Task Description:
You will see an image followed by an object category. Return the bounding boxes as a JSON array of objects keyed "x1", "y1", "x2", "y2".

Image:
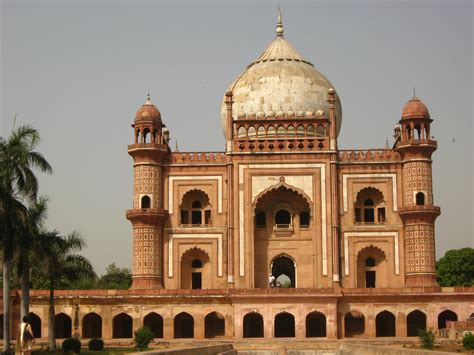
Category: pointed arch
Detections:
[
  {"x1": 252, "y1": 181, "x2": 312, "y2": 214},
  {"x1": 438, "y1": 310, "x2": 457, "y2": 329},
  {"x1": 243, "y1": 312, "x2": 263, "y2": 338},
  {"x1": 271, "y1": 253, "x2": 296, "y2": 288},
  {"x1": 180, "y1": 247, "x2": 211, "y2": 289},
  {"x1": 306, "y1": 311, "x2": 326, "y2": 337},
  {"x1": 113, "y1": 312, "x2": 133, "y2": 338},
  {"x1": 356, "y1": 245, "x2": 388, "y2": 288},
  {"x1": 407, "y1": 310, "x2": 426, "y2": 336},
  {"x1": 29, "y1": 312, "x2": 41, "y2": 338},
  {"x1": 82, "y1": 312, "x2": 102, "y2": 338},
  {"x1": 174, "y1": 312, "x2": 194, "y2": 338},
  {"x1": 144, "y1": 312, "x2": 163, "y2": 338},
  {"x1": 55, "y1": 313, "x2": 72, "y2": 338},
  {"x1": 376, "y1": 310, "x2": 396, "y2": 337},
  {"x1": 204, "y1": 311, "x2": 225, "y2": 338},
  {"x1": 274, "y1": 312, "x2": 295, "y2": 337}
]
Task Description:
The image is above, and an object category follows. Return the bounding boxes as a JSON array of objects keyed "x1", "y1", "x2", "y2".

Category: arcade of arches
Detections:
[{"x1": 16, "y1": 302, "x2": 471, "y2": 341}]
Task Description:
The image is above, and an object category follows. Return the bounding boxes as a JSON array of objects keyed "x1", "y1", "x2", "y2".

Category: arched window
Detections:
[
  {"x1": 416, "y1": 192, "x2": 425, "y2": 206},
  {"x1": 300, "y1": 211, "x2": 310, "y2": 228},
  {"x1": 243, "y1": 313, "x2": 263, "y2": 338},
  {"x1": 191, "y1": 259, "x2": 202, "y2": 268},
  {"x1": 255, "y1": 211, "x2": 266, "y2": 228},
  {"x1": 307, "y1": 125, "x2": 315, "y2": 136},
  {"x1": 357, "y1": 247, "x2": 387, "y2": 288},
  {"x1": 257, "y1": 126, "x2": 266, "y2": 137},
  {"x1": 354, "y1": 188, "x2": 386, "y2": 224},
  {"x1": 297, "y1": 125, "x2": 305, "y2": 136},
  {"x1": 174, "y1": 312, "x2": 194, "y2": 338},
  {"x1": 287, "y1": 125, "x2": 295, "y2": 136},
  {"x1": 344, "y1": 311, "x2": 365, "y2": 337},
  {"x1": 55, "y1": 313, "x2": 72, "y2": 338},
  {"x1": 438, "y1": 310, "x2": 457, "y2": 329},
  {"x1": 237, "y1": 126, "x2": 247, "y2": 138},
  {"x1": 82, "y1": 312, "x2": 102, "y2": 338},
  {"x1": 277, "y1": 125, "x2": 285, "y2": 136},
  {"x1": 113, "y1": 313, "x2": 133, "y2": 338},
  {"x1": 376, "y1": 311, "x2": 396, "y2": 337},
  {"x1": 275, "y1": 209, "x2": 291, "y2": 228},
  {"x1": 272, "y1": 255, "x2": 296, "y2": 288},
  {"x1": 204, "y1": 312, "x2": 225, "y2": 338},
  {"x1": 248, "y1": 126, "x2": 256, "y2": 138},
  {"x1": 407, "y1": 310, "x2": 426, "y2": 336},
  {"x1": 143, "y1": 128, "x2": 150, "y2": 143},
  {"x1": 365, "y1": 257, "x2": 375, "y2": 267},
  {"x1": 267, "y1": 126, "x2": 276, "y2": 136},
  {"x1": 274, "y1": 312, "x2": 295, "y2": 337},
  {"x1": 141, "y1": 195, "x2": 151, "y2": 209},
  {"x1": 180, "y1": 190, "x2": 211, "y2": 226},
  {"x1": 306, "y1": 312, "x2": 326, "y2": 337},
  {"x1": 316, "y1": 125, "x2": 326, "y2": 137},
  {"x1": 144, "y1": 312, "x2": 163, "y2": 338}
]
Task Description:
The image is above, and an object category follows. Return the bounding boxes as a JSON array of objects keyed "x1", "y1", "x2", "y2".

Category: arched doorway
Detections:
[
  {"x1": 253, "y1": 184, "x2": 311, "y2": 288},
  {"x1": 174, "y1": 312, "x2": 194, "y2": 338},
  {"x1": 274, "y1": 312, "x2": 295, "y2": 337},
  {"x1": 113, "y1": 313, "x2": 133, "y2": 338},
  {"x1": 144, "y1": 312, "x2": 163, "y2": 338},
  {"x1": 180, "y1": 248, "x2": 211, "y2": 289},
  {"x1": 344, "y1": 311, "x2": 365, "y2": 337},
  {"x1": 55, "y1": 313, "x2": 72, "y2": 338},
  {"x1": 306, "y1": 312, "x2": 326, "y2": 337},
  {"x1": 356, "y1": 246, "x2": 388, "y2": 288},
  {"x1": 376, "y1": 310, "x2": 396, "y2": 337},
  {"x1": 438, "y1": 310, "x2": 457, "y2": 329},
  {"x1": 243, "y1": 313, "x2": 264, "y2": 338},
  {"x1": 29, "y1": 313, "x2": 41, "y2": 338},
  {"x1": 407, "y1": 310, "x2": 426, "y2": 337},
  {"x1": 82, "y1": 313, "x2": 102, "y2": 338},
  {"x1": 271, "y1": 255, "x2": 296, "y2": 288},
  {"x1": 204, "y1": 312, "x2": 225, "y2": 338}
]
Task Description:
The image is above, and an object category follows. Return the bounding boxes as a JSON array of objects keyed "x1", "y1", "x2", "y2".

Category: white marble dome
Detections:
[{"x1": 221, "y1": 15, "x2": 342, "y2": 137}]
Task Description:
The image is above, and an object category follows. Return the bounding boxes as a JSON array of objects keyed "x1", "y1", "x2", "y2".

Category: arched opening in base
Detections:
[
  {"x1": 274, "y1": 312, "x2": 295, "y2": 338},
  {"x1": 243, "y1": 313, "x2": 264, "y2": 338},
  {"x1": 376, "y1": 311, "x2": 396, "y2": 337}
]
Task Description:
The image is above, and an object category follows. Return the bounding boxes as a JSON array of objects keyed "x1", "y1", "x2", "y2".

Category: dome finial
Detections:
[
  {"x1": 412, "y1": 87, "x2": 418, "y2": 100},
  {"x1": 145, "y1": 92, "x2": 152, "y2": 105},
  {"x1": 276, "y1": 6, "x2": 284, "y2": 37}
]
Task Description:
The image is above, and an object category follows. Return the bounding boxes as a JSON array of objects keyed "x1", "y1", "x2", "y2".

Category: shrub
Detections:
[
  {"x1": 88, "y1": 338, "x2": 104, "y2": 351},
  {"x1": 418, "y1": 328, "x2": 435, "y2": 350},
  {"x1": 134, "y1": 326, "x2": 154, "y2": 350},
  {"x1": 463, "y1": 332, "x2": 474, "y2": 350},
  {"x1": 62, "y1": 338, "x2": 81, "y2": 353}
]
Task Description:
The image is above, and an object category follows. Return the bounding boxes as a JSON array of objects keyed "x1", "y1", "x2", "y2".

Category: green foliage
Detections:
[
  {"x1": 436, "y1": 248, "x2": 474, "y2": 287},
  {"x1": 98, "y1": 263, "x2": 132, "y2": 290},
  {"x1": 134, "y1": 326, "x2": 154, "y2": 350},
  {"x1": 88, "y1": 338, "x2": 104, "y2": 351},
  {"x1": 62, "y1": 338, "x2": 81, "y2": 353},
  {"x1": 463, "y1": 332, "x2": 474, "y2": 350},
  {"x1": 418, "y1": 328, "x2": 435, "y2": 349}
]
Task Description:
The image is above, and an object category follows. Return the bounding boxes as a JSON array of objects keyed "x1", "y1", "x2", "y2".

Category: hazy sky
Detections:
[{"x1": 1, "y1": 0, "x2": 472, "y2": 275}]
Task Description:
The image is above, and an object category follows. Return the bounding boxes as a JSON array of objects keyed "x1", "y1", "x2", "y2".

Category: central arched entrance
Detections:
[{"x1": 271, "y1": 255, "x2": 296, "y2": 288}]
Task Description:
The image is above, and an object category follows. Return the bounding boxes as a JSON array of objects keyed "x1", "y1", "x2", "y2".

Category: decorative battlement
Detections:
[
  {"x1": 339, "y1": 149, "x2": 401, "y2": 162},
  {"x1": 169, "y1": 152, "x2": 226, "y2": 164}
]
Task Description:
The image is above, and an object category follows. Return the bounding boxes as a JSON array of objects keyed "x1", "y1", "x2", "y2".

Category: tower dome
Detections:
[
  {"x1": 135, "y1": 94, "x2": 162, "y2": 122},
  {"x1": 221, "y1": 12, "x2": 342, "y2": 136},
  {"x1": 401, "y1": 94, "x2": 430, "y2": 119}
]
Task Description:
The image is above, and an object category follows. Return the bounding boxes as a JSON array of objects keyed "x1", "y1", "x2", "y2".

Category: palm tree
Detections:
[
  {"x1": 17, "y1": 197, "x2": 49, "y2": 318},
  {"x1": 34, "y1": 231, "x2": 95, "y2": 350},
  {"x1": 0, "y1": 124, "x2": 52, "y2": 350}
]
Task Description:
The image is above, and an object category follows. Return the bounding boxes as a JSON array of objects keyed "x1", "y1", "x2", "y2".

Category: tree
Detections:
[
  {"x1": 436, "y1": 248, "x2": 474, "y2": 287},
  {"x1": 98, "y1": 263, "x2": 132, "y2": 289},
  {"x1": 17, "y1": 196, "x2": 49, "y2": 319},
  {"x1": 33, "y1": 231, "x2": 95, "y2": 349},
  {"x1": 0, "y1": 125, "x2": 52, "y2": 350}
]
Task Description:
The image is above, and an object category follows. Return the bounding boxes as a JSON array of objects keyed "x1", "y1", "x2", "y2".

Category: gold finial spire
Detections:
[{"x1": 276, "y1": 7, "x2": 284, "y2": 37}]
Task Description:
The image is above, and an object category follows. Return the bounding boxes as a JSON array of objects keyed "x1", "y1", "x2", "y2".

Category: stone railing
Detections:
[
  {"x1": 169, "y1": 152, "x2": 226, "y2": 164},
  {"x1": 339, "y1": 149, "x2": 401, "y2": 162}
]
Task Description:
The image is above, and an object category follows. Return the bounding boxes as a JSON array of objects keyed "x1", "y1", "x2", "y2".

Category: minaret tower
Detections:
[
  {"x1": 396, "y1": 93, "x2": 440, "y2": 287},
  {"x1": 126, "y1": 94, "x2": 169, "y2": 289}
]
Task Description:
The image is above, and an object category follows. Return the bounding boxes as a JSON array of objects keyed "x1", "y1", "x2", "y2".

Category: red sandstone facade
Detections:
[{"x1": 11, "y1": 15, "x2": 473, "y2": 343}]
